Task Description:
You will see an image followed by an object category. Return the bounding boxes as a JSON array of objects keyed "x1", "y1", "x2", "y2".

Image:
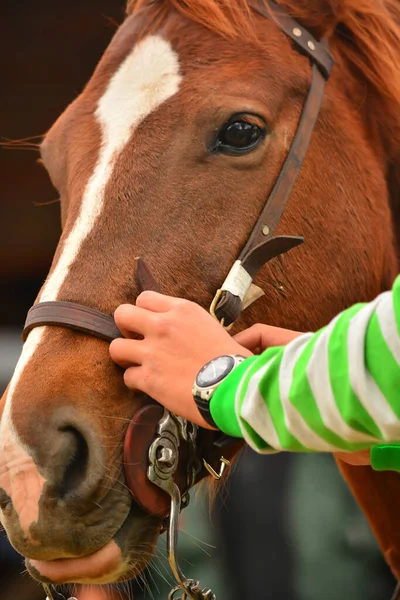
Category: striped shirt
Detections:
[{"x1": 210, "y1": 275, "x2": 400, "y2": 472}]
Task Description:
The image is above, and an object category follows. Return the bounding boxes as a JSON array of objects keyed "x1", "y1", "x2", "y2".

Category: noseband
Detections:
[{"x1": 24, "y1": 3, "x2": 335, "y2": 600}]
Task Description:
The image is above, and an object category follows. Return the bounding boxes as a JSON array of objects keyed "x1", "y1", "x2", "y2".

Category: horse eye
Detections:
[{"x1": 216, "y1": 119, "x2": 265, "y2": 154}]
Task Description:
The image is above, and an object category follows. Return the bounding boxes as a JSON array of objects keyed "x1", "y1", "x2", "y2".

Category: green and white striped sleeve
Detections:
[{"x1": 210, "y1": 275, "x2": 400, "y2": 466}]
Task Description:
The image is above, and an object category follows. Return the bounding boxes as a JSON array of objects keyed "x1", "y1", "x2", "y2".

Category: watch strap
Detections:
[{"x1": 194, "y1": 394, "x2": 219, "y2": 429}]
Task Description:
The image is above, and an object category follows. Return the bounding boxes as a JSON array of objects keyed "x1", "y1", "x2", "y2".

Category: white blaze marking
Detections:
[
  {"x1": 0, "y1": 328, "x2": 46, "y2": 536},
  {"x1": 41, "y1": 35, "x2": 181, "y2": 303},
  {"x1": 0, "y1": 35, "x2": 182, "y2": 503}
]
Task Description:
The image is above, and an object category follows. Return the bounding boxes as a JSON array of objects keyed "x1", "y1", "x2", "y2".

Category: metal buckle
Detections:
[{"x1": 209, "y1": 289, "x2": 228, "y2": 329}]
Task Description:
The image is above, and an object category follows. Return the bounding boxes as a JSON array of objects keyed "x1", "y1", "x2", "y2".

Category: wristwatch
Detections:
[{"x1": 192, "y1": 354, "x2": 246, "y2": 428}]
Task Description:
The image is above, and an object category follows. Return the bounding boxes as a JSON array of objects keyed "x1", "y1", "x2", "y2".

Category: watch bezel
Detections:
[{"x1": 195, "y1": 355, "x2": 235, "y2": 389}]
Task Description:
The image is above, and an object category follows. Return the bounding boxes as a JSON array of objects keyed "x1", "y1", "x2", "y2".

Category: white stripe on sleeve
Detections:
[
  {"x1": 306, "y1": 316, "x2": 377, "y2": 444},
  {"x1": 348, "y1": 294, "x2": 398, "y2": 440},
  {"x1": 279, "y1": 334, "x2": 340, "y2": 451},
  {"x1": 376, "y1": 291, "x2": 400, "y2": 365},
  {"x1": 240, "y1": 359, "x2": 283, "y2": 451}
]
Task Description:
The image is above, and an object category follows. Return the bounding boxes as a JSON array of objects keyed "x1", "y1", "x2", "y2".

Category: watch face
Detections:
[{"x1": 196, "y1": 355, "x2": 235, "y2": 388}]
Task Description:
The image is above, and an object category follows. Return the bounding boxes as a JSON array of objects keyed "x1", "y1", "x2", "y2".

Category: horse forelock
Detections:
[{"x1": 127, "y1": 0, "x2": 400, "y2": 118}]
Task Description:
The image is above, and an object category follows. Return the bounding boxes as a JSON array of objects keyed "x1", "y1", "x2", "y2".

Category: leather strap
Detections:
[
  {"x1": 124, "y1": 400, "x2": 242, "y2": 518},
  {"x1": 214, "y1": 49, "x2": 331, "y2": 325},
  {"x1": 22, "y1": 258, "x2": 158, "y2": 343},
  {"x1": 136, "y1": 256, "x2": 162, "y2": 293},
  {"x1": 250, "y1": 0, "x2": 334, "y2": 79},
  {"x1": 23, "y1": 301, "x2": 122, "y2": 343},
  {"x1": 240, "y1": 63, "x2": 326, "y2": 260},
  {"x1": 242, "y1": 235, "x2": 304, "y2": 278}
]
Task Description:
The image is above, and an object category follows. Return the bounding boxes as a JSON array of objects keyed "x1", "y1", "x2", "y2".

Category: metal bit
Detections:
[{"x1": 43, "y1": 583, "x2": 78, "y2": 600}]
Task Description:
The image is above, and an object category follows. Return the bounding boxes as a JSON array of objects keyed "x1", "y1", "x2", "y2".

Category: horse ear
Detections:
[{"x1": 336, "y1": 459, "x2": 400, "y2": 580}]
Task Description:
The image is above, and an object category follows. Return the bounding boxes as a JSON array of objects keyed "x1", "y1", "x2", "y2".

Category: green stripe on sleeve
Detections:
[
  {"x1": 328, "y1": 305, "x2": 383, "y2": 440},
  {"x1": 393, "y1": 275, "x2": 400, "y2": 335},
  {"x1": 365, "y1": 311, "x2": 400, "y2": 418},
  {"x1": 210, "y1": 356, "x2": 259, "y2": 437},
  {"x1": 289, "y1": 329, "x2": 369, "y2": 451},
  {"x1": 253, "y1": 348, "x2": 309, "y2": 452}
]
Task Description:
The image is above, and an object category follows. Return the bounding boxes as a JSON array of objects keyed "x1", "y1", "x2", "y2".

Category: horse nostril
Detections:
[{"x1": 58, "y1": 426, "x2": 89, "y2": 497}]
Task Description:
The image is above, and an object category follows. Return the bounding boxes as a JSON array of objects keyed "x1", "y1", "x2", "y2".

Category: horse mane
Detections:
[{"x1": 127, "y1": 0, "x2": 400, "y2": 114}]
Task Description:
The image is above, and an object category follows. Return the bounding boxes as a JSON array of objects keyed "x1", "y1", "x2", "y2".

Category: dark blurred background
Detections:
[
  {"x1": 0, "y1": 0, "x2": 127, "y2": 325},
  {"x1": 0, "y1": 2, "x2": 397, "y2": 599}
]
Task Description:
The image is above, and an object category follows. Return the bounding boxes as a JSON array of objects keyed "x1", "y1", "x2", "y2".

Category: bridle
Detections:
[
  {"x1": 22, "y1": 2, "x2": 338, "y2": 600},
  {"x1": 25, "y1": 3, "x2": 335, "y2": 599}
]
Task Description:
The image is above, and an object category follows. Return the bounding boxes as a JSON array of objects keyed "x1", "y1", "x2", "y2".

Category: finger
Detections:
[
  {"x1": 234, "y1": 324, "x2": 302, "y2": 351},
  {"x1": 234, "y1": 325, "x2": 264, "y2": 352},
  {"x1": 109, "y1": 338, "x2": 145, "y2": 368},
  {"x1": 123, "y1": 364, "x2": 147, "y2": 393},
  {"x1": 135, "y1": 291, "x2": 182, "y2": 313},
  {"x1": 114, "y1": 304, "x2": 156, "y2": 338}
]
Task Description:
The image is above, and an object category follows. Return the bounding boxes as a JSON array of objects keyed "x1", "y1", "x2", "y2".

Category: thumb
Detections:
[{"x1": 234, "y1": 324, "x2": 303, "y2": 353}]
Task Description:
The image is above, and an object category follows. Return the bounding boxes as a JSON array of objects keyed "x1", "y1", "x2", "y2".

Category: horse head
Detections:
[{"x1": 1, "y1": 0, "x2": 400, "y2": 588}]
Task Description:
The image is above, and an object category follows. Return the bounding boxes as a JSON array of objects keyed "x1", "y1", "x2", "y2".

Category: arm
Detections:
[
  {"x1": 109, "y1": 276, "x2": 400, "y2": 468},
  {"x1": 211, "y1": 275, "x2": 400, "y2": 461}
]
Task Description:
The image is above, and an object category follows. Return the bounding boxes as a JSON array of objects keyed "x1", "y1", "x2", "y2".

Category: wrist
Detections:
[
  {"x1": 210, "y1": 355, "x2": 258, "y2": 436},
  {"x1": 192, "y1": 354, "x2": 248, "y2": 429}
]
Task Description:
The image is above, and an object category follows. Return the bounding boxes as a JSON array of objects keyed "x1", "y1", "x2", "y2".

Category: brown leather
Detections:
[
  {"x1": 124, "y1": 399, "x2": 243, "y2": 518},
  {"x1": 23, "y1": 301, "x2": 122, "y2": 343},
  {"x1": 249, "y1": 0, "x2": 334, "y2": 79},
  {"x1": 242, "y1": 235, "x2": 304, "y2": 278},
  {"x1": 22, "y1": 258, "x2": 156, "y2": 343},
  {"x1": 214, "y1": 236, "x2": 304, "y2": 324},
  {"x1": 136, "y1": 256, "x2": 162, "y2": 293},
  {"x1": 214, "y1": 60, "x2": 330, "y2": 325},
  {"x1": 240, "y1": 63, "x2": 326, "y2": 258}
]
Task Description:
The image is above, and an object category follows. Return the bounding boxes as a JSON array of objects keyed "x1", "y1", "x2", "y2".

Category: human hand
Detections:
[
  {"x1": 109, "y1": 292, "x2": 252, "y2": 429},
  {"x1": 234, "y1": 323, "x2": 303, "y2": 353}
]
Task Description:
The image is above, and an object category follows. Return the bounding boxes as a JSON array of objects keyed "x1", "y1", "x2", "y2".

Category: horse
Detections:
[{"x1": 1, "y1": 0, "x2": 400, "y2": 594}]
